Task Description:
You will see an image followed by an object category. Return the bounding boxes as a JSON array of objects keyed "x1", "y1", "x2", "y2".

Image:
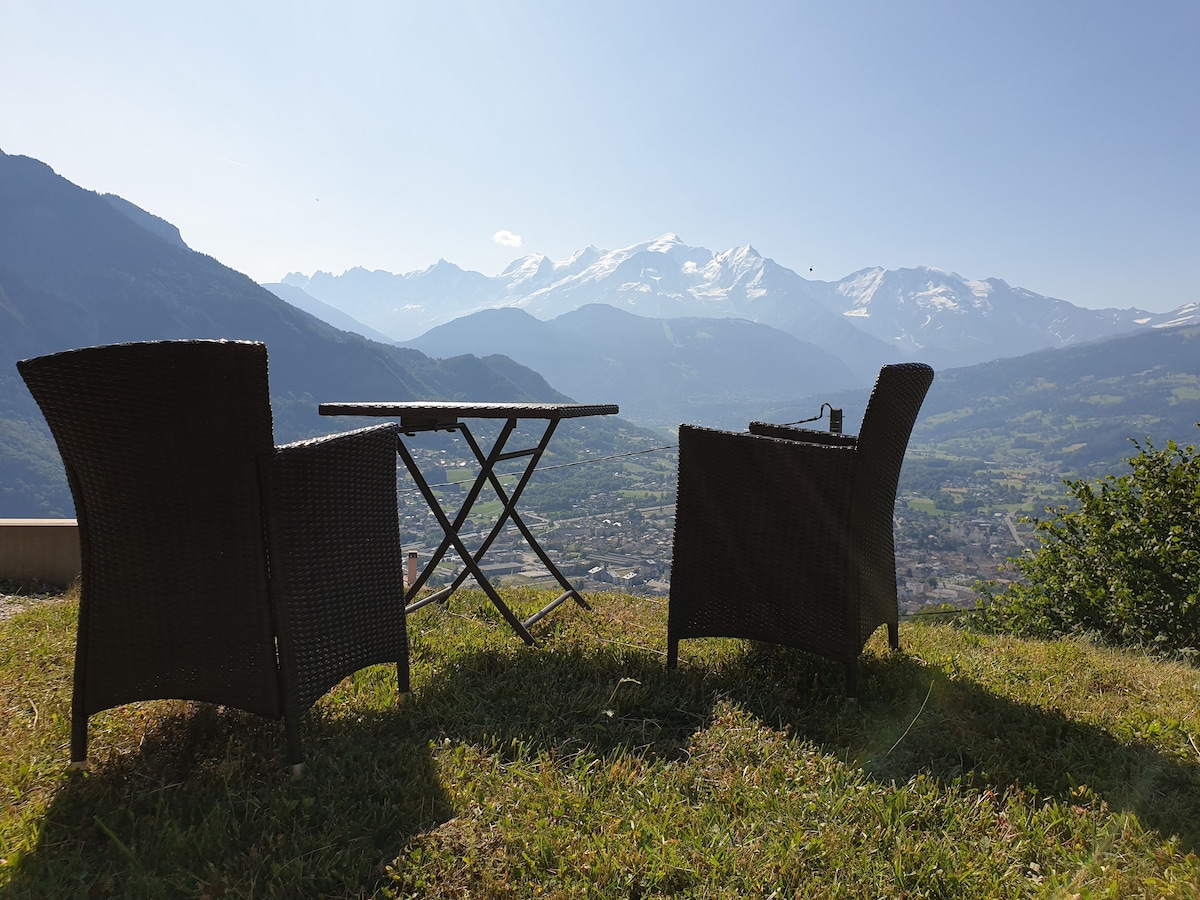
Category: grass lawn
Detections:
[{"x1": 2, "y1": 586, "x2": 1200, "y2": 898}]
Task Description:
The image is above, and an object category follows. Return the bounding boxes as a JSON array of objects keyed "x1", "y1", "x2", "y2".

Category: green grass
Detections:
[
  {"x1": 3, "y1": 587, "x2": 1200, "y2": 898},
  {"x1": 906, "y1": 497, "x2": 947, "y2": 516}
]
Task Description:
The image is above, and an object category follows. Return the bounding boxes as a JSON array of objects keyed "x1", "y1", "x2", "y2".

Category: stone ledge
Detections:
[{"x1": 0, "y1": 519, "x2": 81, "y2": 587}]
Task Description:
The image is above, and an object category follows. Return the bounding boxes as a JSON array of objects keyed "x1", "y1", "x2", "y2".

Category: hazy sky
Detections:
[{"x1": 2, "y1": 1, "x2": 1197, "y2": 311}]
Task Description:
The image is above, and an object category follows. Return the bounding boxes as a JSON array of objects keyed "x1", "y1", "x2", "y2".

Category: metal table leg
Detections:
[
  {"x1": 395, "y1": 431, "x2": 537, "y2": 644},
  {"x1": 453, "y1": 419, "x2": 592, "y2": 628},
  {"x1": 395, "y1": 416, "x2": 592, "y2": 643}
]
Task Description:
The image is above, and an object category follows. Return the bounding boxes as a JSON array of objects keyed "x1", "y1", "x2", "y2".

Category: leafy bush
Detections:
[{"x1": 974, "y1": 429, "x2": 1200, "y2": 654}]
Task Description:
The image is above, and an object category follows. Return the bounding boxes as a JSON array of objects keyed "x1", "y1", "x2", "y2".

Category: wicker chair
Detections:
[
  {"x1": 667, "y1": 362, "x2": 934, "y2": 695},
  {"x1": 17, "y1": 340, "x2": 409, "y2": 777}
]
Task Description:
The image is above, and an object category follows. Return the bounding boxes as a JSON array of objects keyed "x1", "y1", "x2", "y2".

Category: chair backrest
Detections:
[
  {"x1": 17, "y1": 340, "x2": 284, "y2": 717},
  {"x1": 848, "y1": 362, "x2": 934, "y2": 638},
  {"x1": 855, "y1": 362, "x2": 935, "y2": 505}
]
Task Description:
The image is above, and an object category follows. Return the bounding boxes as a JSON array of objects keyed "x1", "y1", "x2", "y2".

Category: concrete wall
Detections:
[{"x1": 0, "y1": 519, "x2": 81, "y2": 587}]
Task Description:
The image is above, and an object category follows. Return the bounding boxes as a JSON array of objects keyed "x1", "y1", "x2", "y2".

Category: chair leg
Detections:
[
  {"x1": 844, "y1": 661, "x2": 858, "y2": 699},
  {"x1": 70, "y1": 693, "x2": 88, "y2": 769},
  {"x1": 284, "y1": 713, "x2": 304, "y2": 780},
  {"x1": 397, "y1": 660, "x2": 411, "y2": 700},
  {"x1": 666, "y1": 637, "x2": 678, "y2": 669},
  {"x1": 888, "y1": 622, "x2": 899, "y2": 651}
]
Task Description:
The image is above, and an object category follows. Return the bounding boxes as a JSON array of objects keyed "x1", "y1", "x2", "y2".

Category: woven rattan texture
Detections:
[
  {"x1": 747, "y1": 422, "x2": 859, "y2": 448},
  {"x1": 852, "y1": 363, "x2": 937, "y2": 647},
  {"x1": 668, "y1": 363, "x2": 934, "y2": 694},
  {"x1": 17, "y1": 340, "x2": 409, "y2": 767},
  {"x1": 266, "y1": 425, "x2": 408, "y2": 715},
  {"x1": 18, "y1": 341, "x2": 282, "y2": 720}
]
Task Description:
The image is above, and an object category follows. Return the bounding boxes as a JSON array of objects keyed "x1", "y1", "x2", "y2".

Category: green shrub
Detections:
[{"x1": 974, "y1": 428, "x2": 1200, "y2": 654}]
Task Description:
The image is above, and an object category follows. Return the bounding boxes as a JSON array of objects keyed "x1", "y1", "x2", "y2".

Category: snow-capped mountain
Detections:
[
  {"x1": 820, "y1": 266, "x2": 1192, "y2": 368},
  {"x1": 269, "y1": 234, "x2": 1199, "y2": 380},
  {"x1": 1143, "y1": 301, "x2": 1200, "y2": 330}
]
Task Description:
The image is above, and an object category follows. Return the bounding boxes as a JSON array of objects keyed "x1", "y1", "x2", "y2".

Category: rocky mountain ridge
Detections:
[{"x1": 275, "y1": 234, "x2": 1199, "y2": 378}]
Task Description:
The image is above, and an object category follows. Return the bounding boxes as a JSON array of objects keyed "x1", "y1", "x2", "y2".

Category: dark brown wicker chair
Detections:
[
  {"x1": 667, "y1": 362, "x2": 934, "y2": 695},
  {"x1": 17, "y1": 340, "x2": 409, "y2": 777}
]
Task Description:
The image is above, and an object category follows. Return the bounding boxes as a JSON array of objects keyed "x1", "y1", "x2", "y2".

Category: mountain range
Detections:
[
  {"x1": 765, "y1": 324, "x2": 1200, "y2": 475},
  {"x1": 402, "y1": 303, "x2": 859, "y2": 429},
  {"x1": 272, "y1": 235, "x2": 1200, "y2": 383},
  {"x1": 912, "y1": 323, "x2": 1200, "y2": 469},
  {"x1": 0, "y1": 150, "x2": 614, "y2": 517},
  {"x1": 269, "y1": 237, "x2": 1200, "y2": 431},
  {"x1": 4, "y1": 147, "x2": 1200, "y2": 521}
]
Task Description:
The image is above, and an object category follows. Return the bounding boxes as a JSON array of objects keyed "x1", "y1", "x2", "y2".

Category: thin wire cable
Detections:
[
  {"x1": 397, "y1": 443, "x2": 678, "y2": 493},
  {"x1": 898, "y1": 607, "x2": 971, "y2": 620},
  {"x1": 398, "y1": 436, "x2": 964, "y2": 614},
  {"x1": 538, "y1": 444, "x2": 677, "y2": 472},
  {"x1": 399, "y1": 405, "x2": 839, "y2": 494},
  {"x1": 780, "y1": 403, "x2": 835, "y2": 427}
]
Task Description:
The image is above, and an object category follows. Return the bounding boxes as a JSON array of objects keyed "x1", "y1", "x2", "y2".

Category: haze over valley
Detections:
[
  {"x1": 3, "y1": 150, "x2": 1200, "y2": 608},
  {"x1": 268, "y1": 236, "x2": 1200, "y2": 430}
]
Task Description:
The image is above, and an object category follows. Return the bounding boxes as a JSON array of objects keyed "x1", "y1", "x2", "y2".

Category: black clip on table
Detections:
[{"x1": 319, "y1": 401, "x2": 619, "y2": 645}]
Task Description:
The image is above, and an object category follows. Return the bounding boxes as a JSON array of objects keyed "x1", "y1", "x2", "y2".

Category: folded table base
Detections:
[{"x1": 319, "y1": 401, "x2": 619, "y2": 644}]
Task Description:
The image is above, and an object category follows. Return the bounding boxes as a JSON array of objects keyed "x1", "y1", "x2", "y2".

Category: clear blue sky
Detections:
[{"x1": 2, "y1": 1, "x2": 1196, "y2": 311}]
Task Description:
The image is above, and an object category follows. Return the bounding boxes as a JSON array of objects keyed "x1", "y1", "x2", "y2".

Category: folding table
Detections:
[{"x1": 319, "y1": 401, "x2": 619, "y2": 644}]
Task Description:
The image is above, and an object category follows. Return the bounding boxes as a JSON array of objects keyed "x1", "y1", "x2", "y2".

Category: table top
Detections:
[{"x1": 319, "y1": 401, "x2": 619, "y2": 423}]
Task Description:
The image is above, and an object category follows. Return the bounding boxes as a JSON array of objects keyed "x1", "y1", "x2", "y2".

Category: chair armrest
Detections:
[
  {"x1": 263, "y1": 422, "x2": 407, "y2": 714},
  {"x1": 747, "y1": 421, "x2": 858, "y2": 448},
  {"x1": 274, "y1": 422, "x2": 399, "y2": 455}
]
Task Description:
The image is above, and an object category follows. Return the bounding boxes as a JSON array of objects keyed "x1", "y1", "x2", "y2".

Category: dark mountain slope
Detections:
[
  {"x1": 763, "y1": 324, "x2": 1200, "y2": 475},
  {"x1": 404, "y1": 303, "x2": 858, "y2": 428},
  {"x1": 263, "y1": 280, "x2": 399, "y2": 345},
  {"x1": 912, "y1": 324, "x2": 1200, "y2": 467},
  {"x1": 0, "y1": 150, "x2": 570, "y2": 515}
]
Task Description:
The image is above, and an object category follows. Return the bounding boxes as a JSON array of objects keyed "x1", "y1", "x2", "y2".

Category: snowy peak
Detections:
[
  {"x1": 275, "y1": 237, "x2": 1199, "y2": 371},
  {"x1": 500, "y1": 253, "x2": 548, "y2": 278},
  {"x1": 819, "y1": 264, "x2": 1195, "y2": 367},
  {"x1": 500, "y1": 252, "x2": 553, "y2": 288},
  {"x1": 646, "y1": 232, "x2": 685, "y2": 252},
  {"x1": 1146, "y1": 302, "x2": 1200, "y2": 329},
  {"x1": 417, "y1": 258, "x2": 470, "y2": 278},
  {"x1": 561, "y1": 245, "x2": 603, "y2": 272},
  {"x1": 838, "y1": 267, "x2": 992, "y2": 316}
]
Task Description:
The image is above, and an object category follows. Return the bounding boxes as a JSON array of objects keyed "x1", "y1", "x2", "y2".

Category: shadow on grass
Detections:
[
  {"x1": 9, "y1": 626, "x2": 1199, "y2": 896},
  {"x1": 3, "y1": 697, "x2": 450, "y2": 898},
  {"x1": 404, "y1": 636, "x2": 1200, "y2": 854}
]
